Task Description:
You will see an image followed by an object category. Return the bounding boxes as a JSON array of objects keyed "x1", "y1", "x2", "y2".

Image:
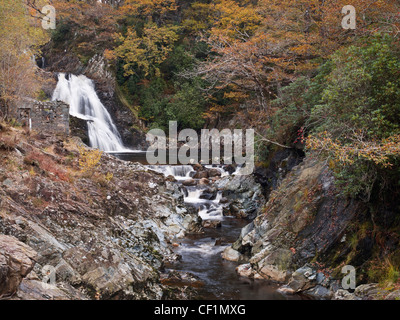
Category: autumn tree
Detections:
[
  {"x1": 112, "y1": 23, "x2": 180, "y2": 77},
  {"x1": 50, "y1": 0, "x2": 120, "y2": 59},
  {"x1": 0, "y1": 0, "x2": 49, "y2": 119},
  {"x1": 185, "y1": 0, "x2": 400, "y2": 124}
]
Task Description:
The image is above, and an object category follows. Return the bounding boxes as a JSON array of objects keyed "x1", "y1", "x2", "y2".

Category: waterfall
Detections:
[{"x1": 52, "y1": 73, "x2": 127, "y2": 152}]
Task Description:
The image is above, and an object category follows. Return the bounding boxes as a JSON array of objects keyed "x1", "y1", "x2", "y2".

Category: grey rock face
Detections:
[
  {"x1": 223, "y1": 157, "x2": 366, "y2": 286},
  {"x1": 215, "y1": 174, "x2": 266, "y2": 220}
]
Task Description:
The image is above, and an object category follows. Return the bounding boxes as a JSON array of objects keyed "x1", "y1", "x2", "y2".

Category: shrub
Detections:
[{"x1": 78, "y1": 146, "x2": 102, "y2": 177}]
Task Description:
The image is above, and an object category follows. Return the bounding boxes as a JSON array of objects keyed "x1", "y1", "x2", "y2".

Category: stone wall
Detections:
[{"x1": 15, "y1": 99, "x2": 70, "y2": 136}]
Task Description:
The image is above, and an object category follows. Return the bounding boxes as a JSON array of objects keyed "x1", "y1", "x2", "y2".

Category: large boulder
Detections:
[
  {"x1": 215, "y1": 174, "x2": 266, "y2": 220},
  {"x1": 0, "y1": 235, "x2": 37, "y2": 298}
]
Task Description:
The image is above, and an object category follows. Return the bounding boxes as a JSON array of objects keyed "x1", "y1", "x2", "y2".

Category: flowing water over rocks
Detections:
[{"x1": 144, "y1": 163, "x2": 299, "y2": 300}]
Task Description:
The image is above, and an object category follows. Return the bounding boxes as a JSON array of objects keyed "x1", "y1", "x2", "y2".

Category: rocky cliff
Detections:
[{"x1": 223, "y1": 156, "x2": 400, "y2": 300}]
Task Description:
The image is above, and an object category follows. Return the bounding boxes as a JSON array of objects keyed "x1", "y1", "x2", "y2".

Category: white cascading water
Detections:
[
  {"x1": 147, "y1": 165, "x2": 194, "y2": 180},
  {"x1": 52, "y1": 73, "x2": 127, "y2": 152},
  {"x1": 150, "y1": 164, "x2": 228, "y2": 220}
]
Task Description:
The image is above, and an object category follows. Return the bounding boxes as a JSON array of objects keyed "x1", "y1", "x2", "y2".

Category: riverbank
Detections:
[{"x1": 0, "y1": 124, "x2": 201, "y2": 299}]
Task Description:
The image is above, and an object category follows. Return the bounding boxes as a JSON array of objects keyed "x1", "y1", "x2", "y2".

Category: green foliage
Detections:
[
  {"x1": 51, "y1": 21, "x2": 71, "y2": 43},
  {"x1": 138, "y1": 77, "x2": 170, "y2": 130},
  {"x1": 311, "y1": 34, "x2": 400, "y2": 140},
  {"x1": 116, "y1": 38, "x2": 209, "y2": 132},
  {"x1": 165, "y1": 81, "x2": 206, "y2": 130},
  {"x1": 308, "y1": 35, "x2": 400, "y2": 200}
]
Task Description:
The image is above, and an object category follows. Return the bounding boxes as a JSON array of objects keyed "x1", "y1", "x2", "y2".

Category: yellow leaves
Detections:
[
  {"x1": 307, "y1": 132, "x2": 400, "y2": 168},
  {"x1": 291, "y1": 44, "x2": 313, "y2": 56},
  {"x1": 113, "y1": 23, "x2": 180, "y2": 77},
  {"x1": 209, "y1": 0, "x2": 262, "y2": 41},
  {"x1": 105, "y1": 172, "x2": 113, "y2": 182},
  {"x1": 183, "y1": 0, "x2": 261, "y2": 39},
  {"x1": 104, "y1": 49, "x2": 116, "y2": 62},
  {"x1": 0, "y1": 0, "x2": 49, "y2": 110},
  {"x1": 78, "y1": 146, "x2": 102, "y2": 176},
  {"x1": 182, "y1": 2, "x2": 215, "y2": 34},
  {"x1": 223, "y1": 91, "x2": 249, "y2": 101}
]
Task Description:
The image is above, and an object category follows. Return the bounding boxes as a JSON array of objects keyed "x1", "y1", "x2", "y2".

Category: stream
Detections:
[{"x1": 120, "y1": 158, "x2": 300, "y2": 300}]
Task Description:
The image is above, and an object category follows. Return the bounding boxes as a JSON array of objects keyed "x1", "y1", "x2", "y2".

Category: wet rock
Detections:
[
  {"x1": 254, "y1": 148, "x2": 304, "y2": 198},
  {"x1": 236, "y1": 264, "x2": 253, "y2": 278},
  {"x1": 286, "y1": 265, "x2": 316, "y2": 293},
  {"x1": 207, "y1": 169, "x2": 222, "y2": 178},
  {"x1": 193, "y1": 171, "x2": 208, "y2": 179},
  {"x1": 214, "y1": 237, "x2": 228, "y2": 246},
  {"x1": 333, "y1": 289, "x2": 359, "y2": 300},
  {"x1": 215, "y1": 174, "x2": 265, "y2": 220},
  {"x1": 69, "y1": 115, "x2": 89, "y2": 146},
  {"x1": 223, "y1": 164, "x2": 236, "y2": 175},
  {"x1": 277, "y1": 285, "x2": 295, "y2": 295},
  {"x1": 209, "y1": 176, "x2": 221, "y2": 182},
  {"x1": 199, "y1": 188, "x2": 216, "y2": 200},
  {"x1": 202, "y1": 220, "x2": 222, "y2": 229},
  {"x1": 219, "y1": 197, "x2": 229, "y2": 204},
  {"x1": 258, "y1": 265, "x2": 290, "y2": 282},
  {"x1": 166, "y1": 175, "x2": 176, "y2": 182},
  {"x1": 304, "y1": 285, "x2": 333, "y2": 300},
  {"x1": 192, "y1": 164, "x2": 203, "y2": 171},
  {"x1": 221, "y1": 247, "x2": 241, "y2": 262},
  {"x1": 182, "y1": 179, "x2": 197, "y2": 187},
  {"x1": 198, "y1": 178, "x2": 210, "y2": 185}
]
